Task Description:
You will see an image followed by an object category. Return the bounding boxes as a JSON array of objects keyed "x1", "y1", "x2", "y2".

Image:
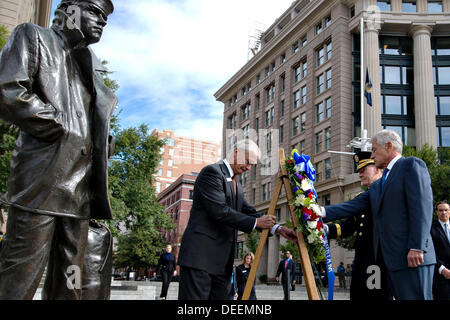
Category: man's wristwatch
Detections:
[{"x1": 275, "y1": 226, "x2": 283, "y2": 235}]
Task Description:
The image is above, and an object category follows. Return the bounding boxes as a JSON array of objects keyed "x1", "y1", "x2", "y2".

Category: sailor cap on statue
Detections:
[
  {"x1": 60, "y1": 0, "x2": 114, "y2": 15},
  {"x1": 354, "y1": 151, "x2": 375, "y2": 172}
]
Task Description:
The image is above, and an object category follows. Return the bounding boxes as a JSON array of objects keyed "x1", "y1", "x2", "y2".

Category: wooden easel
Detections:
[{"x1": 242, "y1": 148, "x2": 319, "y2": 300}]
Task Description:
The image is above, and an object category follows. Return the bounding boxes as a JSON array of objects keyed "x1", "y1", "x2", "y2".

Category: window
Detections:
[
  {"x1": 301, "y1": 35, "x2": 307, "y2": 47},
  {"x1": 316, "y1": 102, "x2": 324, "y2": 123},
  {"x1": 294, "y1": 65, "x2": 301, "y2": 83},
  {"x1": 160, "y1": 147, "x2": 165, "y2": 154},
  {"x1": 256, "y1": 74, "x2": 261, "y2": 84},
  {"x1": 157, "y1": 168, "x2": 163, "y2": 176},
  {"x1": 315, "y1": 131, "x2": 324, "y2": 153},
  {"x1": 325, "y1": 128, "x2": 331, "y2": 150},
  {"x1": 243, "y1": 124, "x2": 250, "y2": 138},
  {"x1": 325, "y1": 15, "x2": 331, "y2": 28},
  {"x1": 326, "y1": 41, "x2": 332, "y2": 60},
  {"x1": 299, "y1": 140, "x2": 306, "y2": 153},
  {"x1": 280, "y1": 100, "x2": 285, "y2": 117},
  {"x1": 301, "y1": 86, "x2": 307, "y2": 105},
  {"x1": 166, "y1": 138, "x2": 175, "y2": 146},
  {"x1": 241, "y1": 103, "x2": 251, "y2": 121},
  {"x1": 315, "y1": 21, "x2": 323, "y2": 35},
  {"x1": 301, "y1": 112, "x2": 306, "y2": 131},
  {"x1": 252, "y1": 188, "x2": 256, "y2": 204},
  {"x1": 325, "y1": 159, "x2": 331, "y2": 179},
  {"x1": 265, "y1": 66, "x2": 270, "y2": 77},
  {"x1": 325, "y1": 69, "x2": 332, "y2": 89},
  {"x1": 241, "y1": 87, "x2": 246, "y2": 97},
  {"x1": 428, "y1": 0, "x2": 443, "y2": 12},
  {"x1": 377, "y1": 0, "x2": 391, "y2": 11},
  {"x1": 156, "y1": 182, "x2": 161, "y2": 193},
  {"x1": 402, "y1": 0, "x2": 417, "y2": 12},
  {"x1": 317, "y1": 74, "x2": 324, "y2": 94},
  {"x1": 433, "y1": 38, "x2": 450, "y2": 56},
  {"x1": 228, "y1": 113, "x2": 237, "y2": 129},
  {"x1": 247, "y1": 82, "x2": 252, "y2": 92},
  {"x1": 435, "y1": 67, "x2": 450, "y2": 84},
  {"x1": 265, "y1": 84, "x2": 275, "y2": 103},
  {"x1": 317, "y1": 41, "x2": 332, "y2": 66},
  {"x1": 437, "y1": 127, "x2": 450, "y2": 147},
  {"x1": 293, "y1": 90, "x2": 301, "y2": 109},
  {"x1": 302, "y1": 61, "x2": 308, "y2": 78},
  {"x1": 261, "y1": 184, "x2": 267, "y2": 201},
  {"x1": 281, "y1": 75, "x2": 286, "y2": 92},
  {"x1": 317, "y1": 47, "x2": 325, "y2": 66},
  {"x1": 350, "y1": 6, "x2": 355, "y2": 18},
  {"x1": 325, "y1": 97, "x2": 332, "y2": 118},
  {"x1": 265, "y1": 132, "x2": 273, "y2": 152},
  {"x1": 265, "y1": 108, "x2": 274, "y2": 127},
  {"x1": 167, "y1": 169, "x2": 172, "y2": 178},
  {"x1": 384, "y1": 125, "x2": 416, "y2": 146},
  {"x1": 271, "y1": 61, "x2": 276, "y2": 72},
  {"x1": 322, "y1": 194, "x2": 331, "y2": 206},
  {"x1": 292, "y1": 117, "x2": 299, "y2": 136},
  {"x1": 169, "y1": 149, "x2": 174, "y2": 156},
  {"x1": 436, "y1": 96, "x2": 450, "y2": 115},
  {"x1": 168, "y1": 159, "x2": 173, "y2": 167},
  {"x1": 256, "y1": 94, "x2": 260, "y2": 110},
  {"x1": 384, "y1": 66, "x2": 401, "y2": 84},
  {"x1": 293, "y1": 41, "x2": 299, "y2": 54},
  {"x1": 294, "y1": 60, "x2": 307, "y2": 83},
  {"x1": 280, "y1": 125, "x2": 284, "y2": 143},
  {"x1": 280, "y1": 52, "x2": 286, "y2": 64},
  {"x1": 235, "y1": 242, "x2": 244, "y2": 259}
]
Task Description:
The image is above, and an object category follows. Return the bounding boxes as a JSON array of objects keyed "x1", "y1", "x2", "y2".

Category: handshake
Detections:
[{"x1": 256, "y1": 215, "x2": 298, "y2": 243}]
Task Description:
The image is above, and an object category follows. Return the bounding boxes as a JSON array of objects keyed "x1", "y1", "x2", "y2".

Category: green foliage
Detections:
[
  {"x1": 403, "y1": 144, "x2": 450, "y2": 208},
  {"x1": 107, "y1": 125, "x2": 175, "y2": 269},
  {"x1": 0, "y1": 25, "x2": 8, "y2": 50},
  {"x1": 279, "y1": 219, "x2": 300, "y2": 262},
  {"x1": 101, "y1": 60, "x2": 119, "y2": 93},
  {"x1": 245, "y1": 230, "x2": 260, "y2": 255},
  {"x1": 335, "y1": 224, "x2": 356, "y2": 250}
]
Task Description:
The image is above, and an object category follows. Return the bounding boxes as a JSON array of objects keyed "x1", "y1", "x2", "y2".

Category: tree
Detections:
[
  {"x1": 107, "y1": 125, "x2": 175, "y2": 269},
  {"x1": 0, "y1": 25, "x2": 17, "y2": 195},
  {"x1": 403, "y1": 143, "x2": 450, "y2": 208},
  {"x1": 245, "y1": 230, "x2": 259, "y2": 256}
]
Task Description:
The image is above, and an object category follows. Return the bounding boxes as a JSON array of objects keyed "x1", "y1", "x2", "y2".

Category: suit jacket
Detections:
[
  {"x1": 156, "y1": 252, "x2": 177, "y2": 274},
  {"x1": 324, "y1": 157, "x2": 436, "y2": 272},
  {"x1": 0, "y1": 23, "x2": 117, "y2": 219},
  {"x1": 430, "y1": 221, "x2": 450, "y2": 296},
  {"x1": 178, "y1": 161, "x2": 262, "y2": 276},
  {"x1": 276, "y1": 258, "x2": 296, "y2": 283}
]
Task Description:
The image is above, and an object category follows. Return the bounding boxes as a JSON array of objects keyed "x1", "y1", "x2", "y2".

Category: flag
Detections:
[{"x1": 364, "y1": 67, "x2": 373, "y2": 107}]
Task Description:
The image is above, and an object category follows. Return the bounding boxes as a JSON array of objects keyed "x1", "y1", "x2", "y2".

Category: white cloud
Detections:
[{"x1": 92, "y1": 0, "x2": 294, "y2": 144}]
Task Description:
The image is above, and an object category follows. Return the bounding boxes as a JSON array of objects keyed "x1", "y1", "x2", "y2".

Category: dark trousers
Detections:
[
  {"x1": 338, "y1": 274, "x2": 346, "y2": 288},
  {"x1": 179, "y1": 266, "x2": 231, "y2": 300},
  {"x1": 160, "y1": 270, "x2": 173, "y2": 298},
  {"x1": 386, "y1": 265, "x2": 434, "y2": 300},
  {"x1": 0, "y1": 207, "x2": 89, "y2": 300},
  {"x1": 433, "y1": 276, "x2": 450, "y2": 300}
]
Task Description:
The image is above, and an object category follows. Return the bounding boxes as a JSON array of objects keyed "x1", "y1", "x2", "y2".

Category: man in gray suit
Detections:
[{"x1": 322, "y1": 130, "x2": 436, "y2": 300}]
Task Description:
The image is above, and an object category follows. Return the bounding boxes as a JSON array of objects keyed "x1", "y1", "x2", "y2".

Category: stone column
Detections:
[
  {"x1": 391, "y1": 0, "x2": 402, "y2": 12},
  {"x1": 409, "y1": 25, "x2": 438, "y2": 149},
  {"x1": 417, "y1": 0, "x2": 428, "y2": 12},
  {"x1": 363, "y1": 22, "x2": 382, "y2": 138},
  {"x1": 444, "y1": 0, "x2": 450, "y2": 12}
]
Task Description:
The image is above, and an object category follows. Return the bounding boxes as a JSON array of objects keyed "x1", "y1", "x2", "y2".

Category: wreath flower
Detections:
[{"x1": 285, "y1": 149, "x2": 326, "y2": 264}]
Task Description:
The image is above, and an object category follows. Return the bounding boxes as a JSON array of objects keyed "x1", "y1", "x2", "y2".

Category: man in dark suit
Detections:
[
  {"x1": 275, "y1": 251, "x2": 296, "y2": 300},
  {"x1": 154, "y1": 244, "x2": 177, "y2": 300},
  {"x1": 178, "y1": 139, "x2": 297, "y2": 300},
  {"x1": 325, "y1": 151, "x2": 389, "y2": 300},
  {"x1": 430, "y1": 201, "x2": 450, "y2": 300},
  {"x1": 322, "y1": 130, "x2": 436, "y2": 300}
]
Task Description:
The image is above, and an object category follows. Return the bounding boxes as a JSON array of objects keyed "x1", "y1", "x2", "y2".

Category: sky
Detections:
[{"x1": 51, "y1": 0, "x2": 295, "y2": 144}]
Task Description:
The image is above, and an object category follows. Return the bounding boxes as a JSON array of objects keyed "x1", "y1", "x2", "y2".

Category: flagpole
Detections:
[{"x1": 360, "y1": 18, "x2": 368, "y2": 151}]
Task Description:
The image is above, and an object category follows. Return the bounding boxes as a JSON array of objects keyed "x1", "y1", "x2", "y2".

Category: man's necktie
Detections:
[
  {"x1": 381, "y1": 168, "x2": 389, "y2": 190},
  {"x1": 444, "y1": 223, "x2": 450, "y2": 245},
  {"x1": 232, "y1": 176, "x2": 237, "y2": 195},
  {"x1": 285, "y1": 259, "x2": 288, "y2": 270}
]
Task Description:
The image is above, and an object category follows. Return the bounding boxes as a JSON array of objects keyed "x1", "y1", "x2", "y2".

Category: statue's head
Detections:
[{"x1": 53, "y1": 0, "x2": 114, "y2": 46}]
